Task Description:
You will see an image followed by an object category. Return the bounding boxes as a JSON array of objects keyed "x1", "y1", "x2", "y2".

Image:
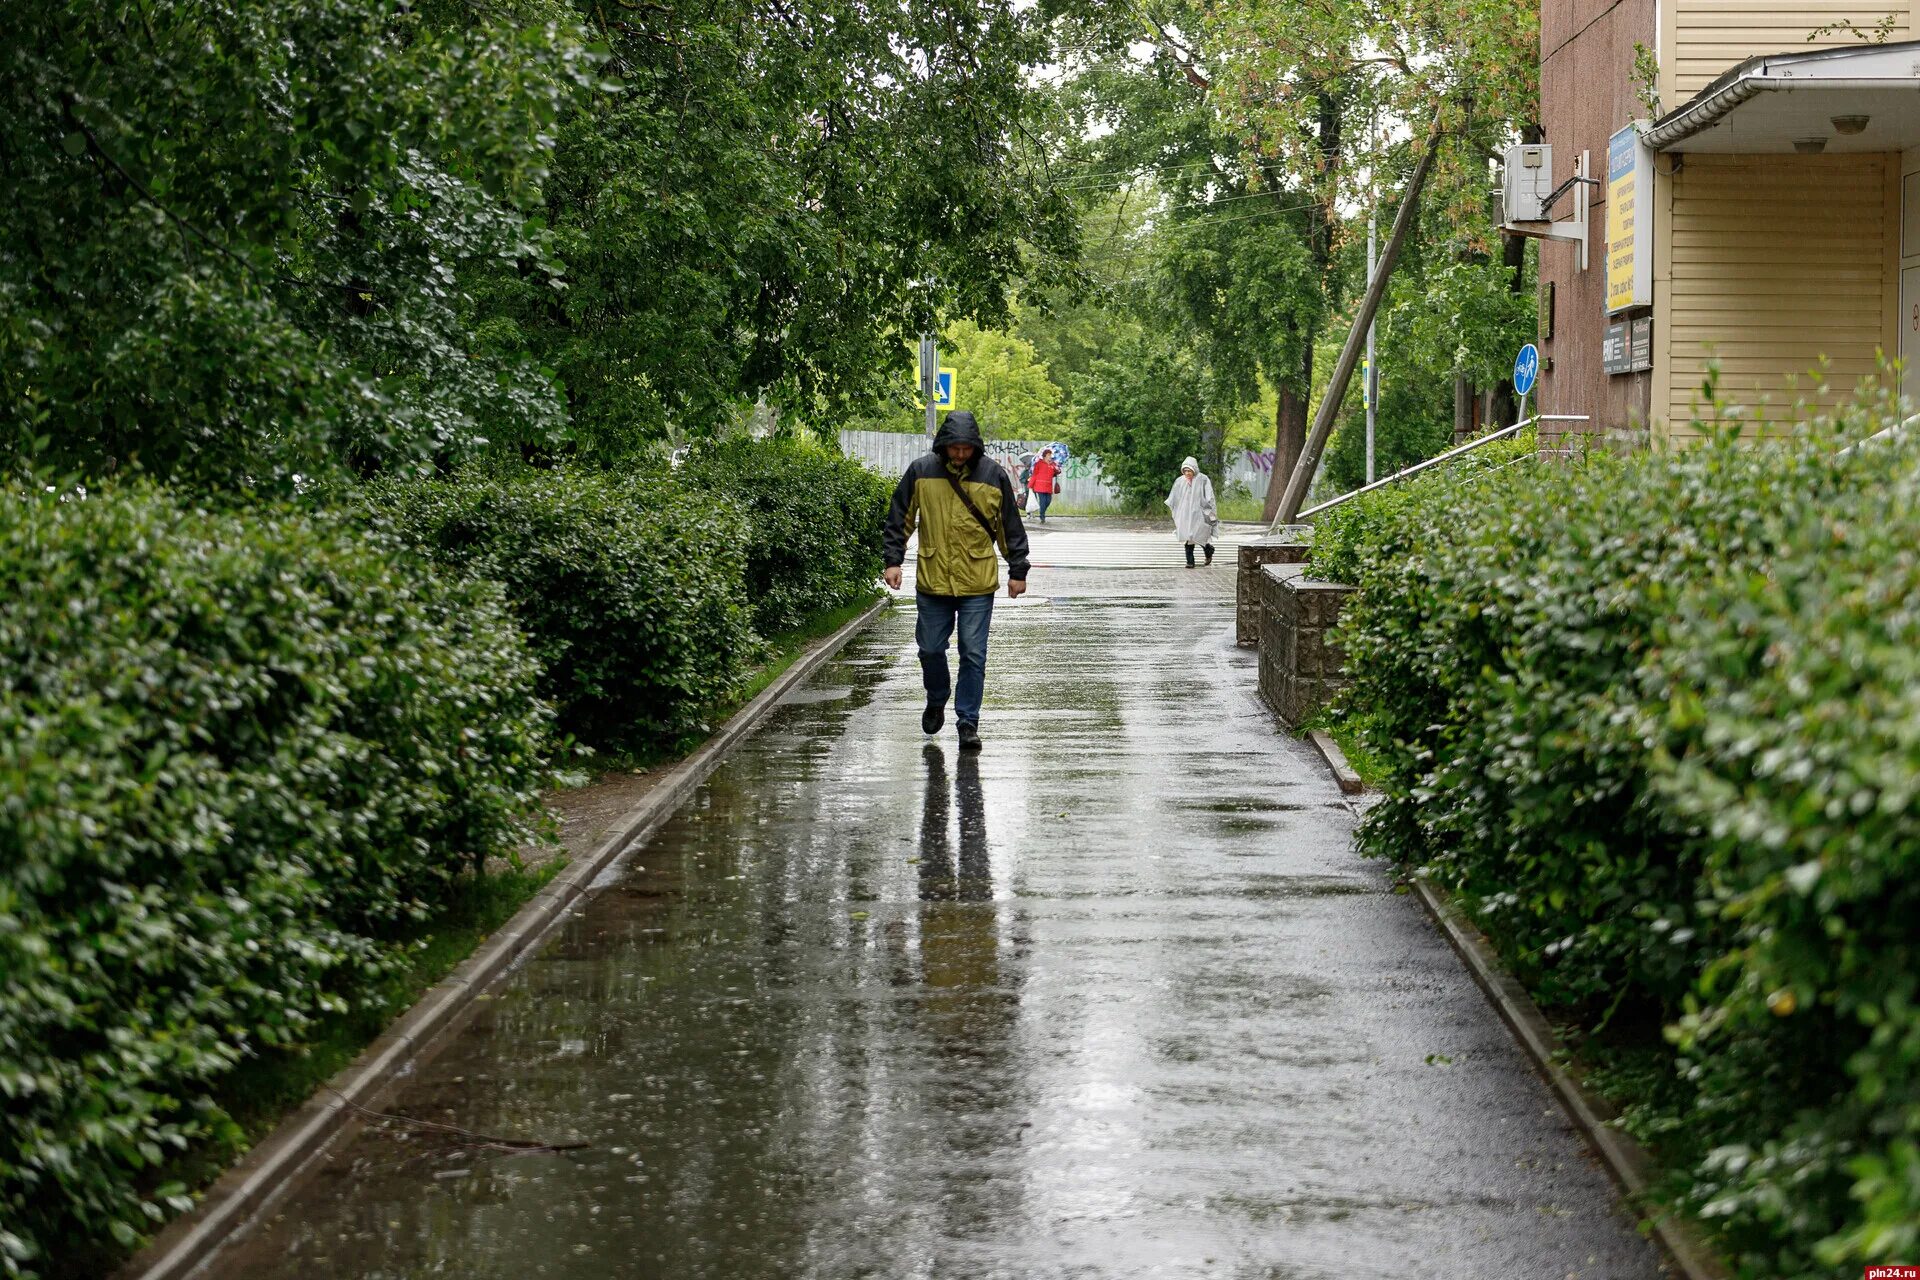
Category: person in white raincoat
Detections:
[{"x1": 1165, "y1": 456, "x2": 1219, "y2": 567}]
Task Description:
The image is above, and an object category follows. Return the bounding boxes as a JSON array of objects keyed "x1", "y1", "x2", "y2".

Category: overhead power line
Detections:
[{"x1": 1053, "y1": 155, "x2": 1235, "y2": 187}]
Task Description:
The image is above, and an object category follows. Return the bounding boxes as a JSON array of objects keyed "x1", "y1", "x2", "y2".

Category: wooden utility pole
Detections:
[{"x1": 1270, "y1": 119, "x2": 1444, "y2": 526}]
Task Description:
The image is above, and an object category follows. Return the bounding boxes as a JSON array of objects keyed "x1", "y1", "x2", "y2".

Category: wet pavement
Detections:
[{"x1": 208, "y1": 525, "x2": 1665, "y2": 1280}]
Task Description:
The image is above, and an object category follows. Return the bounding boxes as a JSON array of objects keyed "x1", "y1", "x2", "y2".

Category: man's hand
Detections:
[
  {"x1": 1007, "y1": 578, "x2": 1027, "y2": 599},
  {"x1": 883, "y1": 566, "x2": 903, "y2": 590}
]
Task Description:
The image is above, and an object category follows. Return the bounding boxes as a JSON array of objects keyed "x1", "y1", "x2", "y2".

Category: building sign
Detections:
[
  {"x1": 1603, "y1": 316, "x2": 1653, "y2": 375},
  {"x1": 1606, "y1": 125, "x2": 1653, "y2": 314}
]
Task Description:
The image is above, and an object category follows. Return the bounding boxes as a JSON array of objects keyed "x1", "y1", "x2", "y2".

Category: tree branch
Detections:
[{"x1": 1134, "y1": 7, "x2": 1210, "y2": 90}]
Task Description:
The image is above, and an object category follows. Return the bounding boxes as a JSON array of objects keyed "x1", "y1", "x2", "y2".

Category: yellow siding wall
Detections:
[
  {"x1": 1660, "y1": 153, "x2": 1895, "y2": 440},
  {"x1": 1668, "y1": 0, "x2": 1911, "y2": 98}
]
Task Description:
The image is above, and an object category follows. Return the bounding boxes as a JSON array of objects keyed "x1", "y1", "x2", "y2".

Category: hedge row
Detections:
[
  {"x1": 355, "y1": 470, "x2": 758, "y2": 754},
  {"x1": 1315, "y1": 397, "x2": 1920, "y2": 1277},
  {"x1": 1, "y1": 436, "x2": 889, "y2": 1275},
  {"x1": 679, "y1": 435, "x2": 893, "y2": 637},
  {"x1": 0, "y1": 486, "x2": 551, "y2": 1277},
  {"x1": 355, "y1": 436, "x2": 891, "y2": 751}
]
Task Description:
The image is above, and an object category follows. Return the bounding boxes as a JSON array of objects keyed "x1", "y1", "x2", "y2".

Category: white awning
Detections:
[{"x1": 1644, "y1": 40, "x2": 1920, "y2": 153}]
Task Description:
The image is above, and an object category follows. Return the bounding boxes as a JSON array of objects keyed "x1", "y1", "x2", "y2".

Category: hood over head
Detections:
[
  {"x1": 1180, "y1": 456, "x2": 1199, "y2": 474},
  {"x1": 932, "y1": 410, "x2": 985, "y2": 455}
]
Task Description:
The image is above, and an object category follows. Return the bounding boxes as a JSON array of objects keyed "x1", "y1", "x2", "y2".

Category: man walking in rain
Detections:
[{"x1": 882, "y1": 410, "x2": 1029, "y2": 752}]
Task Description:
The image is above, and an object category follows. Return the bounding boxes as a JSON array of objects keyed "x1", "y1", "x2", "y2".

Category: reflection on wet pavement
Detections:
[{"x1": 209, "y1": 533, "x2": 1664, "y2": 1280}]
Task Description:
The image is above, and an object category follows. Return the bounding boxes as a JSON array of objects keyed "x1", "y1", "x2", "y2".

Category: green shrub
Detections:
[
  {"x1": 1308, "y1": 426, "x2": 1533, "y2": 583},
  {"x1": 679, "y1": 435, "x2": 890, "y2": 635},
  {"x1": 1648, "y1": 471, "x2": 1920, "y2": 1274},
  {"x1": 0, "y1": 484, "x2": 550, "y2": 1276},
  {"x1": 1320, "y1": 390, "x2": 1920, "y2": 1276},
  {"x1": 356, "y1": 469, "x2": 757, "y2": 752}
]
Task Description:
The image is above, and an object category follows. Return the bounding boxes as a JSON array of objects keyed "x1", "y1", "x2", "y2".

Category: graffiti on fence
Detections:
[{"x1": 979, "y1": 439, "x2": 1095, "y2": 482}]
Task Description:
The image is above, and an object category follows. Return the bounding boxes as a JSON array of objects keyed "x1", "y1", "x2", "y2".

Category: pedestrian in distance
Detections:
[
  {"x1": 882, "y1": 410, "x2": 1030, "y2": 752},
  {"x1": 1027, "y1": 446, "x2": 1060, "y2": 523},
  {"x1": 1166, "y1": 456, "x2": 1218, "y2": 567}
]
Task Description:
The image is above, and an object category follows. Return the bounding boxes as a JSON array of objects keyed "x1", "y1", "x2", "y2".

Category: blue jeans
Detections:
[
  {"x1": 1035, "y1": 490, "x2": 1053, "y2": 520},
  {"x1": 916, "y1": 592, "x2": 994, "y2": 727}
]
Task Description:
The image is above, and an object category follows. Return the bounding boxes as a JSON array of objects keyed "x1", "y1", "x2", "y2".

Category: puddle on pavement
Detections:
[
  {"x1": 775, "y1": 685, "x2": 852, "y2": 705},
  {"x1": 1174, "y1": 797, "x2": 1311, "y2": 814}
]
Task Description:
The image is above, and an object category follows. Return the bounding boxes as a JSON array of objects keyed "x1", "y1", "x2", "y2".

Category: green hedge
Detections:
[
  {"x1": 1317, "y1": 401, "x2": 1920, "y2": 1277},
  {"x1": 356, "y1": 468, "x2": 758, "y2": 753},
  {"x1": 679, "y1": 436, "x2": 891, "y2": 636},
  {"x1": 0, "y1": 485, "x2": 550, "y2": 1277},
  {"x1": 1309, "y1": 427, "x2": 1535, "y2": 582}
]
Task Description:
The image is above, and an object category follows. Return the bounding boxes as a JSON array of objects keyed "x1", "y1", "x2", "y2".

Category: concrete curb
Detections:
[
  {"x1": 122, "y1": 595, "x2": 894, "y2": 1280},
  {"x1": 1410, "y1": 878, "x2": 1729, "y2": 1280},
  {"x1": 1307, "y1": 729, "x2": 1365, "y2": 794}
]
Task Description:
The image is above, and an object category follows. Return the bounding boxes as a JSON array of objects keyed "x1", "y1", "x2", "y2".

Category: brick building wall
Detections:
[{"x1": 1536, "y1": 0, "x2": 1658, "y2": 437}]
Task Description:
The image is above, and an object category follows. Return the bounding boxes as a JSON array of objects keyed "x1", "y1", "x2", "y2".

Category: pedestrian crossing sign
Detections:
[{"x1": 930, "y1": 368, "x2": 955, "y2": 409}]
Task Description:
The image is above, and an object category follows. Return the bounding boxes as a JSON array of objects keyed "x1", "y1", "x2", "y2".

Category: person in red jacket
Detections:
[{"x1": 1028, "y1": 447, "x2": 1060, "y2": 523}]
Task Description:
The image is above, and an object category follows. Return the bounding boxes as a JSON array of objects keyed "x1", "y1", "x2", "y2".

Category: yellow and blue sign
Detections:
[
  {"x1": 1606, "y1": 125, "x2": 1652, "y2": 314},
  {"x1": 913, "y1": 367, "x2": 957, "y2": 410}
]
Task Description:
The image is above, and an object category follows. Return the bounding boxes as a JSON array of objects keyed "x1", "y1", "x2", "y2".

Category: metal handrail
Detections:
[
  {"x1": 1447, "y1": 450, "x2": 1539, "y2": 490},
  {"x1": 1833, "y1": 411, "x2": 1918, "y2": 458},
  {"x1": 1289, "y1": 414, "x2": 1589, "y2": 522}
]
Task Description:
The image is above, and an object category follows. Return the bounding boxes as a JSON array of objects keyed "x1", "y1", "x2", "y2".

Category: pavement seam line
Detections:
[
  {"x1": 1411, "y1": 877, "x2": 1731, "y2": 1280},
  {"x1": 120, "y1": 594, "x2": 894, "y2": 1280}
]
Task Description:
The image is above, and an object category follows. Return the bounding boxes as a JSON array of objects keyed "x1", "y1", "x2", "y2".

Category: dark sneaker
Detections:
[
  {"x1": 922, "y1": 702, "x2": 945, "y2": 735},
  {"x1": 1204, "y1": 544, "x2": 1216, "y2": 566},
  {"x1": 957, "y1": 722, "x2": 982, "y2": 752}
]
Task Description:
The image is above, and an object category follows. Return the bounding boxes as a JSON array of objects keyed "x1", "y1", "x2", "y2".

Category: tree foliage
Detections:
[
  {"x1": 1, "y1": 0, "x2": 604, "y2": 494},
  {"x1": 940, "y1": 320, "x2": 1069, "y2": 440},
  {"x1": 1070, "y1": 337, "x2": 1206, "y2": 506},
  {"x1": 1030, "y1": 0, "x2": 1540, "y2": 504},
  {"x1": 487, "y1": 0, "x2": 1081, "y2": 462}
]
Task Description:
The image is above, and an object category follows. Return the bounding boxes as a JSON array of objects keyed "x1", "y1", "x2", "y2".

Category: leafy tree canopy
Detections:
[
  {"x1": 1070, "y1": 336, "x2": 1206, "y2": 507},
  {"x1": 490, "y1": 0, "x2": 1082, "y2": 463},
  {"x1": 2, "y1": 0, "x2": 603, "y2": 494},
  {"x1": 941, "y1": 319, "x2": 1068, "y2": 441}
]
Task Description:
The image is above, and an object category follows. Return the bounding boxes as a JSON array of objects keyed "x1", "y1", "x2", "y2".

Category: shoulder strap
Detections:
[{"x1": 943, "y1": 468, "x2": 1001, "y2": 545}]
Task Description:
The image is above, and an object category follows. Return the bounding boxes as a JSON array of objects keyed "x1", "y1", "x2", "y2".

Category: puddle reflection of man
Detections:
[
  {"x1": 918, "y1": 745, "x2": 996, "y2": 1013},
  {"x1": 917, "y1": 744, "x2": 991, "y2": 903}
]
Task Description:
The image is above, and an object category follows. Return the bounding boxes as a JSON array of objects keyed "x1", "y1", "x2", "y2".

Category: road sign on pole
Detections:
[
  {"x1": 1513, "y1": 343, "x2": 1538, "y2": 395},
  {"x1": 919, "y1": 335, "x2": 939, "y2": 436},
  {"x1": 1513, "y1": 342, "x2": 1539, "y2": 424}
]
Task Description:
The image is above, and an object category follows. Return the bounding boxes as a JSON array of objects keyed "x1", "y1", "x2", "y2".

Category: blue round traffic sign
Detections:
[{"x1": 1513, "y1": 343, "x2": 1539, "y2": 396}]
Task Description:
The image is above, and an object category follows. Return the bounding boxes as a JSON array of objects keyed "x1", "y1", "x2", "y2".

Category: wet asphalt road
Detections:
[{"x1": 209, "y1": 524, "x2": 1666, "y2": 1280}]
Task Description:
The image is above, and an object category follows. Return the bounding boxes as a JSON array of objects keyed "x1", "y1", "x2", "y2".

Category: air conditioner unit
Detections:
[{"x1": 1502, "y1": 143, "x2": 1553, "y2": 222}]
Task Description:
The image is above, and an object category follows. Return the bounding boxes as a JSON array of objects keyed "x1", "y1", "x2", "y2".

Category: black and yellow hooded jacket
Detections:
[{"x1": 882, "y1": 411, "x2": 1031, "y2": 598}]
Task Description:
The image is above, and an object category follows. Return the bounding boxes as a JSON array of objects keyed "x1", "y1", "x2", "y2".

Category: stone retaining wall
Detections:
[
  {"x1": 1235, "y1": 531, "x2": 1312, "y2": 646},
  {"x1": 1256, "y1": 562, "x2": 1357, "y2": 729}
]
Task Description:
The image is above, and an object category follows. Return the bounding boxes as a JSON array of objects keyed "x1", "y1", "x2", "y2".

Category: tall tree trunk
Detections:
[
  {"x1": 1259, "y1": 92, "x2": 1340, "y2": 524},
  {"x1": 1265, "y1": 360, "x2": 1311, "y2": 522},
  {"x1": 1454, "y1": 373, "x2": 1472, "y2": 443}
]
